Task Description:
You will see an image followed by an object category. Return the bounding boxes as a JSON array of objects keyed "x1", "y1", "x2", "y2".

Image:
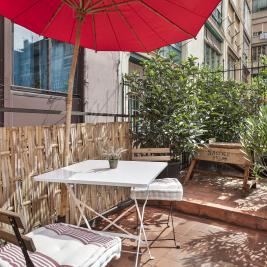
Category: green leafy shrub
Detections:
[
  {"x1": 124, "y1": 54, "x2": 205, "y2": 158},
  {"x1": 240, "y1": 105, "x2": 267, "y2": 179},
  {"x1": 197, "y1": 78, "x2": 259, "y2": 142},
  {"x1": 124, "y1": 53, "x2": 267, "y2": 158}
]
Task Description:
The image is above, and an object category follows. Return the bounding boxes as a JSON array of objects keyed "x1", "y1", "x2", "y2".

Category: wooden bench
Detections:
[
  {"x1": 132, "y1": 147, "x2": 171, "y2": 162},
  {"x1": 184, "y1": 143, "x2": 251, "y2": 191}
]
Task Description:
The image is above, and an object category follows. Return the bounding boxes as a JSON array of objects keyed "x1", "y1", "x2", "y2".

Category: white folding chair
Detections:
[
  {"x1": 131, "y1": 148, "x2": 183, "y2": 248},
  {"x1": 0, "y1": 209, "x2": 121, "y2": 267}
]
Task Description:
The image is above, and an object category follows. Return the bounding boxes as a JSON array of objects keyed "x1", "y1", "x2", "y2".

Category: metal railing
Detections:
[{"x1": 0, "y1": 107, "x2": 133, "y2": 123}]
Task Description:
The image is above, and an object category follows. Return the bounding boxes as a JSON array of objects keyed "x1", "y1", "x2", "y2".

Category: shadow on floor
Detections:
[{"x1": 104, "y1": 207, "x2": 267, "y2": 267}]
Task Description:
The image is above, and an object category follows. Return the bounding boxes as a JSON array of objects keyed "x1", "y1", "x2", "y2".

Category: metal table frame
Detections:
[{"x1": 34, "y1": 160, "x2": 167, "y2": 267}]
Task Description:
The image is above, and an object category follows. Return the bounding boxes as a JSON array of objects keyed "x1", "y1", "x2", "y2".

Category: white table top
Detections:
[{"x1": 34, "y1": 160, "x2": 167, "y2": 188}]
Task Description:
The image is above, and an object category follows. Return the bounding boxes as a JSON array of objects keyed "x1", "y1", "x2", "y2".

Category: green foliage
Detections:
[
  {"x1": 196, "y1": 78, "x2": 262, "y2": 142},
  {"x1": 125, "y1": 54, "x2": 205, "y2": 158},
  {"x1": 240, "y1": 105, "x2": 267, "y2": 179},
  {"x1": 124, "y1": 53, "x2": 267, "y2": 158},
  {"x1": 251, "y1": 56, "x2": 267, "y2": 106}
]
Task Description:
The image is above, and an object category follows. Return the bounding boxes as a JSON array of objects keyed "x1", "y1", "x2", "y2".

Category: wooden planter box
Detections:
[{"x1": 184, "y1": 143, "x2": 251, "y2": 191}]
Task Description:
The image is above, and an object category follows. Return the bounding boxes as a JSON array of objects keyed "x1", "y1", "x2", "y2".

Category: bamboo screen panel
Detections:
[{"x1": 0, "y1": 122, "x2": 131, "y2": 231}]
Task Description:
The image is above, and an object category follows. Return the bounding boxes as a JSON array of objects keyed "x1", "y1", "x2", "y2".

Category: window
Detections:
[
  {"x1": 228, "y1": 55, "x2": 236, "y2": 80},
  {"x1": 158, "y1": 43, "x2": 182, "y2": 64},
  {"x1": 253, "y1": 31, "x2": 262, "y2": 37},
  {"x1": 212, "y1": 2, "x2": 222, "y2": 26},
  {"x1": 252, "y1": 45, "x2": 267, "y2": 62},
  {"x1": 252, "y1": 46, "x2": 258, "y2": 62},
  {"x1": 50, "y1": 40, "x2": 77, "y2": 92},
  {"x1": 243, "y1": 37, "x2": 250, "y2": 66},
  {"x1": 253, "y1": 0, "x2": 267, "y2": 12},
  {"x1": 205, "y1": 44, "x2": 211, "y2": 66},
  {"x1": 204, "y1": 27, "x2": 222, "y2": 50},
  {"x1": 204, "y1": 26, "x2": 222, "y2": 68},
  {"x1": 244, "y1": 1, "x2": 251, "y2": 35},
  {"x1": 13, "y1": 24, "x2": 79, "y2": 94},
  {"x1": 204, "y1": 44, "x2": 221, "y2": 68}
]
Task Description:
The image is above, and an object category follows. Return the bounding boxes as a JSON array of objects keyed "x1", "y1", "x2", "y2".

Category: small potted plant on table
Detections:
[{"x1": 103, "y1": 147, "x2": 127, "y2": 169}]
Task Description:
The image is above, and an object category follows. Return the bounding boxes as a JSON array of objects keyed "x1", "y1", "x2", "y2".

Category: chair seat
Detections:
[
  {"x1": 0, "y1": 223, "x2": 121, "y2": 267},
  {"x1": 131, "y1": 178, "x2": 183, "y2": 201}
]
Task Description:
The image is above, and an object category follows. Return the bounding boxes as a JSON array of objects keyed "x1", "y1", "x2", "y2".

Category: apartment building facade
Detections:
[
  {"x1": 181, "y1": 0, "x2": 252, "y2": 82},
  {"x1": 252, "y1": 0, "x2": 267, "y2": 74}
]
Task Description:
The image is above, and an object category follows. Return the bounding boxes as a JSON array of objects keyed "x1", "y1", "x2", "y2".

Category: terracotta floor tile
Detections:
[
  {"x1": 175, "y1": 176, "x2": 267, "y2": 231},
  {"x1": 183, "y1": 176, "x2": 267, "y2": 218},
  {"x1": 106, "y1": 207, "x2": 267, "y2": 267},
  {"x1": 152, "y1": 258, "x2": 183, "y2": 267}
]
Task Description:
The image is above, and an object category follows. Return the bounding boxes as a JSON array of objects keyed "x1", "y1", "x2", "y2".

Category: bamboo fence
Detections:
[{"x1": 0, "y1": 122, "x2": 131, "y2": 231}]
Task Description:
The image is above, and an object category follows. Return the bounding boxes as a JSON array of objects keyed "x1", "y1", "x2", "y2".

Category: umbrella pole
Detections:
[{"x1": 60, "y1": 17, "x2": 84, "y2": 221}]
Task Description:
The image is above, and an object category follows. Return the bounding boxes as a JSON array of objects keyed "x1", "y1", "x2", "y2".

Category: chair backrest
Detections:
[
  {"x1": 132, "y1": 147, "x2": 171, "y2": 162},
  {"x1": 0, "y1": 209, "x2": 36, "y2": 266}
]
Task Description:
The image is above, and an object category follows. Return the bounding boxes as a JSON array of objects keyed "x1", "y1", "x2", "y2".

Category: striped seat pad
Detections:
[
  {"x1": 0, "y1": 224, "x2": 121, "y2": 267},
  {"x1": 44, "y1": 223, "x2": 118, "y2": 248},
  {"x1": 0, "y1": 243, "x2": 69, "y2": 267},
  {"x1": 131, "y1": 178, "x2": 183, "y2": 201}
]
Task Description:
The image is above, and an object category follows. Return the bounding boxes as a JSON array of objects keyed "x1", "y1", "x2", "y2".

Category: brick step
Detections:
[{"x1": 174, "y1": 198, "x2": 267, "y2": 232}]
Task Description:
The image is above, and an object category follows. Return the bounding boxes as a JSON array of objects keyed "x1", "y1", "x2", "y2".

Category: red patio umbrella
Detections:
[{"x1": 0, "y1": 0, "x2": 221, "y2": 216}]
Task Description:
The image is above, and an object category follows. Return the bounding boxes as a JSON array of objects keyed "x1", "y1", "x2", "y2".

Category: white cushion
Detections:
[
  {"x1": 131, "y1": 178, "x2": 183, "y2": 201},
  {"x1": 0, "y1": 224, "x2": 121, "y2": 267}
]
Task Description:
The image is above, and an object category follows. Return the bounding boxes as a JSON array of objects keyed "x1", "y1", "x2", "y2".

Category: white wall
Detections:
[
  {"x1": 83, "y1": 50, "x2": 130, "y2": 123},
  {"x1": 182, "y1": 27, "x2": 205, "y2": 64}
]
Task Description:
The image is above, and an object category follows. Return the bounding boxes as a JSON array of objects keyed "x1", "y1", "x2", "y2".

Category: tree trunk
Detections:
[{"x1": 60, "y1": 18, "x2": 83, "y2": 219}]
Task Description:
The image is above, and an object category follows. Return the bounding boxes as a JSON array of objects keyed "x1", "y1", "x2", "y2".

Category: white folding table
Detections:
[{"x1": 34, "y1": 160, "x2": 167, "y2": 267}]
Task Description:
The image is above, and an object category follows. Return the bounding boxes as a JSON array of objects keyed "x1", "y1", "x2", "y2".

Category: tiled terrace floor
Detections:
[
  {"x1": 172, "y1": 175, "x2": 267, "y2": 231},
  {"x1": 106, "y1": 207, "x2": 267, "y2": 267},
  {"x1": 183, "y1": 175, "x2": 267, "y2": 218}
]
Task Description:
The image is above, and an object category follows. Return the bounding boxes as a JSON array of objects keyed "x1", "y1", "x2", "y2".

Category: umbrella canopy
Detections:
[
  {"x1": 0, "y1": 0, "x2": 221, "y2": 218},
  {"x1": 0, "y1": 0, "x2": 221, "y2": 52}
]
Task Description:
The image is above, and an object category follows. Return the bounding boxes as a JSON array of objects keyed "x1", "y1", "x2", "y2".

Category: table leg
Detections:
[
  {"x1": 66, "y1": 184, "x2": 91, "y2": 229},
  {"x1": 67, "y1": 184, "x2": 136, "y2": 238},
  {"x1": 67, "y1": 183, "x2": 153, "y2": 267},
  {"x1": 77, "y1": 203, "x2": 86, "y2": 226},
  {"x1": 103, "y1": 204, "x2": 136, "y2": 231}
]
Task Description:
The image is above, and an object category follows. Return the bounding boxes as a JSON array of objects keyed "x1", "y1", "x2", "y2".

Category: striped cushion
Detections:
[
  {"x1": 0, "y1": 244, "x2": 67, "y2": 267},
  {"x1": 131, "y1": 178, "x2": 183, "y2": 201},
  {"x1": 45, "y1": 223, "x2": 118, "y2": 248},
  {"x1": 0, "y1": 224, "x2": 121, "y2": 267}
]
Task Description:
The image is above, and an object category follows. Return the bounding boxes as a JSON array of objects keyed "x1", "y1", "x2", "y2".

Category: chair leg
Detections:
[
  {"x1": 136, "y1": 207, "x2": 139, "y2": 230},
  {"x1": 166, "y1": 203, "x2": 172, "y2": 227},
  {"x1": 142, "y1": 202, "x2": 180, "y2": 249},
  {"x1": 170, "y1": 203, "x2": 180, "y2": 249}
]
